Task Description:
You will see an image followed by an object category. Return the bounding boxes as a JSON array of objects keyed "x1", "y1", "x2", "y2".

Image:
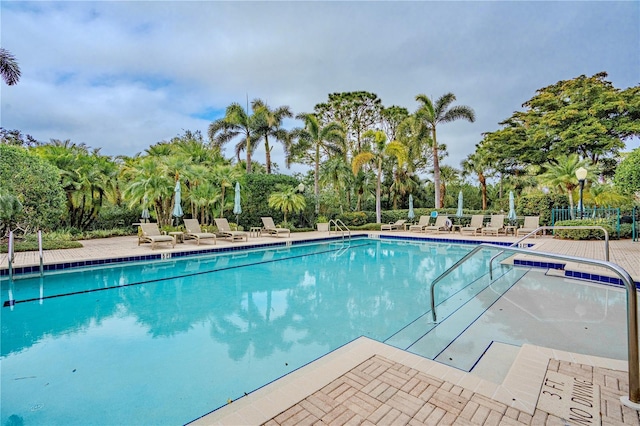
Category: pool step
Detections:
[
  {"x1": 469, "y1": 341, "x2": 521, "y2": 384},
  {"x1": 385, "y1": 266, "x2": 526, "y2": 366}
]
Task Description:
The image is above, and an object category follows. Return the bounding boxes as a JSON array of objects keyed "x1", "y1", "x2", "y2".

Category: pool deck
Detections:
[{"x1": 2, "y1": 230, "x2": 640, "y2": 425}]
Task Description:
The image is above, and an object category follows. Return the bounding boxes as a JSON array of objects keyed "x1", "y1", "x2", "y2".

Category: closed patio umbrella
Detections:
[
  {"x1": 172, "y1": 180, "x2": 183, "y2": 224},
  {"x1": 508, "y1": 191, "x2": 517, "y2": 223},
  {"x1": 141, "y1": 196, "x2": 150, "y2": 223},
  {"x1": 408, "y1": 194, "x2": 415, "y2": 221},
  {"x1": 456, "y1": 191, "x2": 463, "y2": 218},
  {"x1": 233, "y1": 182, "x2": 242, "y2": 225}
]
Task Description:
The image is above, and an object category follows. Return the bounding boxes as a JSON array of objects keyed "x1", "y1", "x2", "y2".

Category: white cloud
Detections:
[{"x1": 2, "y1": 1, "x2": 638, "y2": 172}]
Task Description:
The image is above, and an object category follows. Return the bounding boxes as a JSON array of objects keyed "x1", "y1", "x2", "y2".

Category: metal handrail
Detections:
[
  {"x1": 329, "y1": 219, "x2": 351, "y2": 243},
  {"x1": 8, "y1": 231, "x2": 15, "y2": 280},
  {"x1": 489, "y1": 225, "x2": 609, "y2": 279},
  {"x1": 429, "y1": 243, "x2": 639, "y2": 406}
]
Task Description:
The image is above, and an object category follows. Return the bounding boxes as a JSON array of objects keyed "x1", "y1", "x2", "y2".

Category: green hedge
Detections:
[{"x1": 553, "y1": 219, "x2": 617, "y2": 240}]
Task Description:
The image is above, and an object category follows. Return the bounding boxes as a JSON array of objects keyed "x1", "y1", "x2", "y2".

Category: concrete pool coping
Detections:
[{"x1": 190, "y1": 337, "x2": 636, "y2": 425}]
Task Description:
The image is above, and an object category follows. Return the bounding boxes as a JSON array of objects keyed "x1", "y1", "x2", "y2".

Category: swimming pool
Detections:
[{"x1": 0, "y1": 238, "x2": 629, "y2": 425}]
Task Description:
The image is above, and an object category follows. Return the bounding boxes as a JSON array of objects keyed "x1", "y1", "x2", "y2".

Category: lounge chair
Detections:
[
  {"x1": 516, "y1": 216, "x2": 541, "y2": 238},
  {"x1": 214, "y1": 218, "x2": 248, "y2": 242},
  {"x1": 183, "y1": 218, "x2": 217, "y2": 245},
  {"x1": 424, "y1": 215, "x2": 451, "y2": 233},
  {"x1": 460, "y1": 215, "x2": 485, "y2": 236},
  {"x1": 261, "y1": 217, "x2": 291, "y2": 238},
  {"x1": 481, "y1": 214, "x2": 505, "y2": 236},
  {"x1": 409, "y1": 216, "x2": 430, "y2": 232},
  {"x1": 138, "y1": 223, "x2": 175, "y2": 249},
  {"x1": 381, "y1": 219, "x2": 406, "y2": 231}
]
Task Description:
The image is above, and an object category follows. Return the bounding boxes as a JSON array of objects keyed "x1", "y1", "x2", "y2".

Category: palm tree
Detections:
[
  {"x1": 539, "y1": 154, "x2": 593, "y2": 217},
  {"x1": 251, "y1": 99, "x2": 293, "y2": 174},
  {"x1": 268, "y1": 185, "x2": 306, "y2": 224},
  {"x1": 462, "y1": 149, "x2": 493, "y2": 210},
  {"x1": 351, "y1": 130, "x2": 407, "y2": 223},
  {"x1": 0, "y1": 48, "x2": 21, "y2": 86},
  {"x1": 209, "y1": 103, "x2": 258, "y2": 173},
  {"x1": 291, "y1": 114, "x2": 345, "y2": 213},
  {"x1": 415, "y1": 93, "x2": 475, "y2": 208}
]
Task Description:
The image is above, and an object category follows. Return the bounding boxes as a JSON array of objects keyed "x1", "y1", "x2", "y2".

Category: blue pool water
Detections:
[{"x1": 1, "y1": 239, "x2": 499, "y2": 425}]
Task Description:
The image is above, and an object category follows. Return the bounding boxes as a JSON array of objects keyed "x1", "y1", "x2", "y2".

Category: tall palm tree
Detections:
[
  {"x1": 291, "y1": 114, "x2": 345, "y2": 213},
  {"x1": 251, "y1": 99, "x2": 293, "y2": 174},
  {"x1": 0, "y1": 48, "x2": 21, "y2": 86},
  {"x1": 415, "y1": 93, "x2": 475, "y2": 208},
  {"x1": 209, "y1": 103, "x2": 258, "y2": 173},
  {"x1": 462, "y1": 150, "x2": 493, "y2": 210},
  {"x1": 352, "y1": 130, "x2": 407, "y2": 223}
]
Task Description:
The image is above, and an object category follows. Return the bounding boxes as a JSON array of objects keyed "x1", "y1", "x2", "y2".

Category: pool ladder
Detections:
[
  {"x1": 429, "y1": 242, "x2": 640, "y2": 410},
  {"x1": 6, "y1": 230, "x2": 44, "y2": 281},
  {"x1": 329, "y1": 219, "x2": 351, "y2": 244}
]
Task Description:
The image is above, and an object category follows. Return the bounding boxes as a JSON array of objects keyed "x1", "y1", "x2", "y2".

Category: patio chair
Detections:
[
  {"x1": 409, "y1": 216, "x2": 430, "y2": 232},
  {"x1": 261, "y1": 217, "x2": 291, "y2": 238},
  {"x1": 481, "y1": 214, "x2": 505, "y2": 236},
  {"x1": 424, "y1": 215, "x2": 451, "y2": 233},
  {"x1": 381, "y1": 219, "x2": 406, "y2": 231},
  {"x1": 183, "y1": 218, "x2": 217, "y2": 245},
  {"x1": 138, "y1": 223, "x2": 175, "y2": 249},
  {"x1": 516, "y1": 216, "x2": 541, "y2": 238},
  {"x1": 214, "y1": 218, "x2": 248, "y2": 242},
  {"x1": 460, "y1": 215, "x2": 485, "y2": 236}
]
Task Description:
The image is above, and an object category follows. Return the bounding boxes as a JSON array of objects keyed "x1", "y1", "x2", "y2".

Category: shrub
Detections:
[
  {"x1": 553, "y1": 219, "x2": 617, "y2": 240},
  {"x1": 337, "y1": 211, "x2": 368, "y2": 226}
]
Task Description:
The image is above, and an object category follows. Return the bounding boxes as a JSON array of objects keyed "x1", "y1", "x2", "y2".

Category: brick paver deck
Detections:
[{"x1": 263, "y1": 355, "x2": 640, "y2": 425}]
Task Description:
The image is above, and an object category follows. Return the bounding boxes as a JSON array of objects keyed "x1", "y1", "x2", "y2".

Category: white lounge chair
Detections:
[
  {"x1": 381, "y1": 219, "x2": 406, "y2": 231},
  {"x1": 517, "y1": 216, "x2": 541, "y2": 238},
  {"x1": 460, "y1": 215, "x2": 485, "y2": 236},
  {"x1": 409, "y1": 216, "x2": 430, "y2": 232},
  {"x1": 183, "y1": 218, "x2": 217, "y2": 245},
  {"x1": 482, "y1": 214, "x2": 505, "y2": 236},
  {"x1": 214, "y1": 218, "x2": 248, "y2": 242},
  {"x1": 261, "y1": 217, "x2": 291, "y2": 237},
  {"x1": 138, "y1": 223, "x2": 175, "y2": 249},
  {"x1": 424, "y1": 215, "x2": 450, "y2": 233}
]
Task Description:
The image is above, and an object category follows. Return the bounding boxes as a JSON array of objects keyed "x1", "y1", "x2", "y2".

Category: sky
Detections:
[{"x1": 1, "y1": 1, "x2": 639, "y2": 177}]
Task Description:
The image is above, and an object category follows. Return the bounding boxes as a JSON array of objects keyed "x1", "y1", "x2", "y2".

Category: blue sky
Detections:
[{"x1": 1, "y1": 1, "x2": 638, "y2": 175}]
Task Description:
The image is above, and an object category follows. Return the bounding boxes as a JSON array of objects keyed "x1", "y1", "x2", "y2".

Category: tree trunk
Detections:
[
  {"x1": 314, "y1": 145, "x2": 320, "y2": 214},
  {"x1": 246, "y1": 134, "x2": 252, "y2": 174},
  {"x1": 432, "y1": 127, "x2": 442, "y2": 208},
  {"x1": 265, "y1": 135, "x2": 271, "y2": 174}
]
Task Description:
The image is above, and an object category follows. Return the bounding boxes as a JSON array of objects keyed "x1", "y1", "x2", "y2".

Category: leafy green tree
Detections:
[
  {"x1": 314, "y1": 91, "x2": 382, "y2": 157},
  {"x1": 415, "y1": 93, "x2": 476, "y2": 208},
  {"x1": 0, "y1": 48, "x2": 20, "y2": 86},
  {"x1": 486, "y1": 73, "x2": 640, "y2": 169},
  {"x1": 209, "y1": 103, "x2": 259, "y2": 173},
  {"x1": 290, "y1": 113, "x2": 345, "y2": 214},
  {"x1": 614, "y1": 148, "x2": 640, "y2": 198},
  {"x1": 352, "y1": 130, "x2": 407, "y2": 223},
  {"x1": 251, "y1": 99, "x2": 293, "y2": 174},
  {"x1": 268, "y1": 184, "x2": 306, "y2": 224},
  {"x1": 0, "y1": 144, "x2": 65, "y2": 234}
]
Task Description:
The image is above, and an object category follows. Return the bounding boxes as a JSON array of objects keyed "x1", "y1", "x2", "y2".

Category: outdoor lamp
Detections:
[
  {"x1": 575, "y1": 167, "x2": 587, "y2": 219},
  {"x1": 298, "y1": 183, "x2": 305, "y2": 193}
]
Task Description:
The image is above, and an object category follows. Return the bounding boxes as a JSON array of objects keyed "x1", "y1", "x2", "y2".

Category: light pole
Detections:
[{"x1": 575, "y1": 167, "x2": 587, "y2": 220}]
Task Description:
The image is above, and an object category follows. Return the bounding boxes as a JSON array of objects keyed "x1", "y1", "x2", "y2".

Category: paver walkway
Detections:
[{"x1": 264, "y1": 355, "x2": 640, "y2": 425}]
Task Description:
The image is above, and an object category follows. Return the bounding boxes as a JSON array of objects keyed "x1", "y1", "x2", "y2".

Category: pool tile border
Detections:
[{"x1": 1, "y1": 235, "x2": 370, "y2": 278}]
